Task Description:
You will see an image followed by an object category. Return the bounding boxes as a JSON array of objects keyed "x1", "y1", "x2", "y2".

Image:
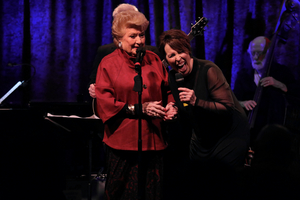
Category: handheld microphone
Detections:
[
  {"x1": 175, "y1": 73, "x2": 188, "y2": 107},
  {"x1": 175, "y1": 73, "x2": 184, "y2": 87}
]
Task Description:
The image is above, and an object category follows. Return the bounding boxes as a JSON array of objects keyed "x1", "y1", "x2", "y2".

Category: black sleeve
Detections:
[
  {"x1": 89, "y1": 44, "x2": 117, "y2": 84},
  {"x1": 145, "y1": 45, "x2": 164, "y2": 60}
]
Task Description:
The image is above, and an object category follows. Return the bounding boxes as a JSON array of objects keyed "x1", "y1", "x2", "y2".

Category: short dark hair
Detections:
[{"x1": 159, "y1": 29, "x2": 192, "y2": 59}]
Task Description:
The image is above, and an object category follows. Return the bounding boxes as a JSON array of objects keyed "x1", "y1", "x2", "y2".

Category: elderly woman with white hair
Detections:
[{"x1": 95, "y1": 10, "x2": 176, "y2": 200}]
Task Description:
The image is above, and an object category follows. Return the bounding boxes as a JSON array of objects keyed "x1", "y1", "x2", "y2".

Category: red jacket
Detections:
[{"x1": 95, "y1": 48, "x2": 173, "y2": 151}]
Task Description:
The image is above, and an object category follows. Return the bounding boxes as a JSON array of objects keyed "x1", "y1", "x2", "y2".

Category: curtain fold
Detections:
[{"x1": 0, "y1": 0, "x2": 293, "y2": 105}]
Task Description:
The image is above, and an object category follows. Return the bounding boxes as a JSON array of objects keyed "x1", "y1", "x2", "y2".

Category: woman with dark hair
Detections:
[
  {"x1": 159, "y1": 29, "x2": 250, "y2": 199},
  {"x1": 159, "y1": 29, "x2": 249, "y2": 168}
]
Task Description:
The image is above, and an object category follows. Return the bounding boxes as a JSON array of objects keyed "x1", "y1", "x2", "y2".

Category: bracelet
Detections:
[{"x1": 127, "y1": 104, "x2": 135, "y2": 115}]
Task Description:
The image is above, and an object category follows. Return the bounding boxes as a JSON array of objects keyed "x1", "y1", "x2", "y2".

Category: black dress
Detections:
[
  {"x1": 168, "y1": 58, "x2": 250, "y2": 168},
  {"x1": 163, "y1": 57, "x2": 251, "y2": 200}
]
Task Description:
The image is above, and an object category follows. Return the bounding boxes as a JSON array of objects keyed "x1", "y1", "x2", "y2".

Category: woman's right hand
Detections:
[
  {"x1": 142, "y1": 101, "x2": 166, "y2": 118},
  {"x1": 89, "y1": 83, "x2": 96, "y2": 98}
]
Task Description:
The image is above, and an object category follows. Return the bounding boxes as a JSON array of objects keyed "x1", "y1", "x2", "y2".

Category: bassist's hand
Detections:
[
  {"x1": 239, "y1": 100, "x2": 257, "y2": 111},
  {"x1": 260, "y1": 77, "x2": 287, "y2": 92}
]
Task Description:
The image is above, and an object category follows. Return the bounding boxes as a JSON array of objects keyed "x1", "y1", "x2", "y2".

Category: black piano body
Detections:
[{"x1": 1, "y1": 101, "x2": 104, "y2": 199}]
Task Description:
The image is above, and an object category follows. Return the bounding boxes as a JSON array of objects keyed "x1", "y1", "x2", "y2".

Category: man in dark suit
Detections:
[
  {"x1": 233, "y1": 36, "x2": 296, "y2": 143},
  {"x1": 234, "y1": 36, "x2": 289, "y2": 111}
]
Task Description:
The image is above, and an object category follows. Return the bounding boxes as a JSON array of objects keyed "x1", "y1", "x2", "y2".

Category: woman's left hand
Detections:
[
  {"x1": 163, "y1": 102, "x2": 178, "y2": 121},
  {"x1": 178, "y1": 87, "x2": 197, "y2": 106},
  {"x1": 142, "y1": 101, "x2": 166, "y2": 118}
]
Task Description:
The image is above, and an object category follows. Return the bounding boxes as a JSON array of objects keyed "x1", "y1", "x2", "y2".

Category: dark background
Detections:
[
  {"x1": 1, "y1": 0, "x2": 300, "y2": 199},
  {"x1": 0, "y1": 0, "x2": 293, "y2": 106}
]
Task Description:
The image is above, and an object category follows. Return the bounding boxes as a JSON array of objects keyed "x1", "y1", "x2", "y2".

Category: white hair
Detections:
[
  {"x1": 248, "y1": 36, "x2": 269, "y2": 54},
  {"x1": 112, "y1": 3, "x2": 138, "y2": 18}
]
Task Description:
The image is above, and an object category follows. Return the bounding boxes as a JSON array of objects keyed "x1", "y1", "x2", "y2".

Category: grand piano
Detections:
[{"x1": 1, "y1": 101, "x2": 104, "y2": 200}]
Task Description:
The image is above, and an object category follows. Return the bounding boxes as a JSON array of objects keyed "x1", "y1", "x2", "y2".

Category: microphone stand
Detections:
[{"x1": 133, "y1": 47, "x2": 145, "y2": 200}]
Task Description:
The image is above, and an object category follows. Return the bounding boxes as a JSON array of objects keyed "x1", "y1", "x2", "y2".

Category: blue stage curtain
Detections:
[{"x1": 0, "y1": 0, "x2": 288, "y2": 105}]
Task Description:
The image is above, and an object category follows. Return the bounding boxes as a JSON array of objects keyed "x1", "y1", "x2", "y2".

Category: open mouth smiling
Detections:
[{"x1": 177, "y1": 61, "x2": 187, "y2": 73}]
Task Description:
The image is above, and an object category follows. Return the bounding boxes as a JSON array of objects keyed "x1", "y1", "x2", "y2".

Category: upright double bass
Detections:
[{"x1": 248, "y1": 0, "x2": 300, "y2": 131}]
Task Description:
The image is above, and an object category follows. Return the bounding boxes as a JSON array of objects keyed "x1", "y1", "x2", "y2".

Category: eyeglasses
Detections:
[
  {"x1": 250, "y1": 51, "x2": 263, "y2": 57},
  {"x1": 250, "y1": 50, "x2": 267, "y2": 61}
]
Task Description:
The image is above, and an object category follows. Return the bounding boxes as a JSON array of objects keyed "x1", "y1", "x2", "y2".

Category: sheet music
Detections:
[{"x1": 46, "y1": 113, "x2": 100, "y2": 119}]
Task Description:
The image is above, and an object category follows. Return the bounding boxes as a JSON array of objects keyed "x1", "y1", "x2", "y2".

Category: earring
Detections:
[{"x1": 118, "y1": 41, "x2": 122, "y2": 48}]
